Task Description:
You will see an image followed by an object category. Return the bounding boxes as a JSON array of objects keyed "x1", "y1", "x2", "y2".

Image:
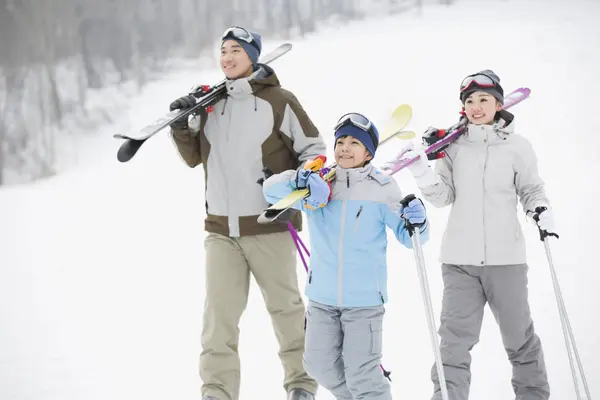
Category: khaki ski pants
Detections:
[{"x1": 200, "y1": 231, "x2": 317, "y2": 400}]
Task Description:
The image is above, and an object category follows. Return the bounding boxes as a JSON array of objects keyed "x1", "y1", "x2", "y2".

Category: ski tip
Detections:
[
  {"x1": 393, "y1": 103, "x2": 412, "y2": 114},
  {"x1": 394, "y1": 131, "x2": 416, "y2": 140},
  {"x1": 391, "y1": 104, "x2": 413, "y2": 122},
  {"x1": 380, "y1": 104, "x2": 414, "y2": 143},
  {"x1": 504, "y1": 87, "x2": 532, "y2": 107},
  {"x1": 257, "y1": 206, "x2": 295, "y2": 224},
  {"x1": 510, "y1": 87, "x2": 531, "y2": 96},
  {"x1": 116, "y1": 138, "x2": 145, "y2": 163},
  {"x1": 257, "y1": 213, "x2": 275, "y2": 224},
  {"x1": 117, "y1": 145, "x2": 134, "y2": 163}
]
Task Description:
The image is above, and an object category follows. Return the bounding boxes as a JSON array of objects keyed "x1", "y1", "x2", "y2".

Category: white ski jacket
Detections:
[{"x1": 417, "y1": 113, "x2": 549, "y2": 266}]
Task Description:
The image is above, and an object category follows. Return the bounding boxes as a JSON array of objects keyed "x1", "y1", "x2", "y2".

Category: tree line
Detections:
[{"x1": 0, "y1": 0, "x2": 449, "y2": 186}]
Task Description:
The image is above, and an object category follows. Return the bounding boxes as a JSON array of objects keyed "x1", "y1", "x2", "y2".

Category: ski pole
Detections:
[
  {"x1": 532, "y1": 207, "x2": 592, "y2": 399},
  {"x1": 399, "y1": 194, "x2": 449, "y2": 400}
]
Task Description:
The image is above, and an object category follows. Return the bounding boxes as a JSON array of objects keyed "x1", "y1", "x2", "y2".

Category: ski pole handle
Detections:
[
  {"x1": 399, "y1": 193, "x2": 416, "y2": 208},
  {"x1": 532, "y1": 206, "x2": 559, "y2": 241},
  {"x1": 399, "y1": 194, "x2": 426, "y2": 235}
]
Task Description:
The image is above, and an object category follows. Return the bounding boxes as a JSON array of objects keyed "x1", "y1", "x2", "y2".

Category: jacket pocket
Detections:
[
  {"x1": 354, "y1": 206, "x2": 363, "y2": 232},
  {"x1": 370, "y1": 319, "x2": 383, "y2": 355}
]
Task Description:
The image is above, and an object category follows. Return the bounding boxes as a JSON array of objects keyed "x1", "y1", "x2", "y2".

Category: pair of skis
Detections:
[
  {"x1": 379, "y1": 87, "x2": 531, "y2": 174},
  {"x1": 257, "y1": 87, "x2": 531, "y2": 224},
  {"x1": 113, "y1": 43, "x2": 294, "y2": 163}
]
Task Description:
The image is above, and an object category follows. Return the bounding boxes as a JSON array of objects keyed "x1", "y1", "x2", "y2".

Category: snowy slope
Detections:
[{"x1": 1, "y1": 1, "x2": 599, "y2": 399}]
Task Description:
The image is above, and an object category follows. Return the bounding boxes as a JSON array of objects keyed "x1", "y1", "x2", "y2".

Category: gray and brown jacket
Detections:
[{"x1": 171, "y1": 65, "x2": 326, "y2": 237}]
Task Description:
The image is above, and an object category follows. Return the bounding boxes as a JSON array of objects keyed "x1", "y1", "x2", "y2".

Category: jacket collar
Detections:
[
  {"x1": 463, "y1": 115, "x2": 515, "y2": 144},
  {"x1": 225, "y1": 66, "x2": 272, "y2": 99},
  {"x1": 335, "y1": 163, "x2": 392, "y2": 187},
  {"x1": 225, "y1": 75, "x2": 255, "y2": 100}
]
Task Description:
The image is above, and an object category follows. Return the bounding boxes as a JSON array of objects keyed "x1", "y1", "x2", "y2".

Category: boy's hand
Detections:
[
  {"x1": 398, "y1": 198, "x2": 426, "y2": 225},
  {"x1": 302, "y1": 173, "x2": 331, "y2": 210},
  {"x1": 296, "y1": 155, "x2": 327, "y2": 189},
  {"x1": 397, "y1": 195, "x2": 428, "y2": 233}
]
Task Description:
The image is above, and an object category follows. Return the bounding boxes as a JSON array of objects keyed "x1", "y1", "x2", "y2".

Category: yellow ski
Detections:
[{"x1": 394, "y1": 131, "x2": 416, "y2": 140}]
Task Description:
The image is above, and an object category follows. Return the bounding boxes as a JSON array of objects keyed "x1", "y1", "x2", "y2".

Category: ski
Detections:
[
  {"x1": 114, "y1": 43, "x2": 293, "y2": 163},
  {"x1": 257, "y1": 104, "x2": 414, "y2": 224},
  {"x1": 257, "y1": 166, "x2": 336, "y2": 224},
  {"x1": 380, "y1": 87, "x2": 531, "y2": 175},
  {"x1": 393, "y1": 131, "x2": 416, "y2": 140},
  {"x1": 380, "y1": 103, "x2": 413, "y2": 139}
]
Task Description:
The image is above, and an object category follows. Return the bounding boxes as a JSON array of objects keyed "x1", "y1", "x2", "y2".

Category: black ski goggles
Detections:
[
  {"x1": 221, "y1": 26, "x2": 259, "y2": 50},
  {"x1": 334, "y1": 113, "x2": 378, "y2": 151}
]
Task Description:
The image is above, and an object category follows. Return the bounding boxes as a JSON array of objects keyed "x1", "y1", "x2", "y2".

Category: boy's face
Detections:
[
  {"x1": 464, "y1": 91, "x2": 503, "y2": 125},
  {"x1": 220, "y1": 40, "x2": 254, "y2": 79},
  {"x1": 334, "y1": 136, "x2": 372, "y2": 168}
]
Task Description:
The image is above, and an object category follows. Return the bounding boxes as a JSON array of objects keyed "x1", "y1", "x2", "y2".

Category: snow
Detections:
[{"x1": 1, "y1": 0, "x2": 599, "y2": 399}]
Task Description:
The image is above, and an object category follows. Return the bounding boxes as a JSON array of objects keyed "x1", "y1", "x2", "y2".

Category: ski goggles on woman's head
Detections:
[
  {"x1": 460, "y1": 73, "x2": 497, "y2": 92},
  {"x1": 334, "y1": 113, "x2": 378, "y2": 149},
  {"x1": 222, "y1": 26, "x2": 258, "y2": 47}
]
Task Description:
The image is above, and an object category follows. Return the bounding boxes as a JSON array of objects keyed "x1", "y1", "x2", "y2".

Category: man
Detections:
[{"x1": 169, "y1": 26, "x2": 324, "y2": 400}]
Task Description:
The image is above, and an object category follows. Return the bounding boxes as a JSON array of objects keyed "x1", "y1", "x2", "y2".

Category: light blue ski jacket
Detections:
[{"x1": 263, "y1": 164, "x2": 429, "y2": 307}]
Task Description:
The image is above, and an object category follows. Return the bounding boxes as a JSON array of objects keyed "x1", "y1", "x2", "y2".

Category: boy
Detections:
[{"x1": 263, "y1": 113, "x2": 429, "y2": 400}]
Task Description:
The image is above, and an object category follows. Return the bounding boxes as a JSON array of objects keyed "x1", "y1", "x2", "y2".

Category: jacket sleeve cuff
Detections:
[{"x1": 414, "y1": 167, "x2": 439, "y2": 188}]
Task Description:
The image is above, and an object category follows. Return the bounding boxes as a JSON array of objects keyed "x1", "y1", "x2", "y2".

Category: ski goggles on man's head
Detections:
[
  {"x1": 460, "y1": 73, "x2": 497, "y2": 92},
  {"x1": 334, "y1": 113, "x2": 378, "y2": 150},
  {"x1": 221, "y1": 26, "x2": 259, "y2": 48}
]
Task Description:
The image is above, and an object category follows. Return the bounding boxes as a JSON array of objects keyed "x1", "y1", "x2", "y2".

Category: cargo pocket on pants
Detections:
[{"x1": 370, "y1": 319, "x2": 383, "y2": 356}]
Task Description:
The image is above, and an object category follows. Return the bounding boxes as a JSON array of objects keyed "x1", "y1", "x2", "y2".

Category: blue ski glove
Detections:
[
  {"x1": 295, "y1": 169, "x2": 312, "y2": 189},
  {"x1": 295, "y1": 170, "x2": 331, "y2": 210},
  {"x1": 398, "y1": 197, "x2": 428, "y2": 233}
]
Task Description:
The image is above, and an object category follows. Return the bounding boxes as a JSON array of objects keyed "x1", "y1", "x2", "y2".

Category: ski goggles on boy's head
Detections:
[
  {"x1": 460, "y1": 73, "x2": 498, "y2": 92},
  {"x1": 221, "y1": 26, "x2": 259, "y2": 49},
  {"x1": 334, "y1": 113, "x2": 379, "y2": 150}
]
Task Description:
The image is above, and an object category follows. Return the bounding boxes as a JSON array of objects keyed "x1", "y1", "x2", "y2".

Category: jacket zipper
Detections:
[
  {"x1": 338, "y1": 200, "x2": 347, "y2": 306},
  {"x1": 482, "y1": 134, "x2": 489, "y2": 265}
]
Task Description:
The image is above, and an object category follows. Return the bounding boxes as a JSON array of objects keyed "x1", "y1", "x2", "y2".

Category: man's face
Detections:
[{"x1": 220, "y1": 40, "x2": 254, "y2": 79}]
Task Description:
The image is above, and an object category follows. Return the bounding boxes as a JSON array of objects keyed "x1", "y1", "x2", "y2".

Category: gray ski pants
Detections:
[
  {"x1": 302, "y1": 300, "x2": 391, "y2": 400},
  {"x1": 431, "y1": 264, "x2": 550, "y2": 400}
]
